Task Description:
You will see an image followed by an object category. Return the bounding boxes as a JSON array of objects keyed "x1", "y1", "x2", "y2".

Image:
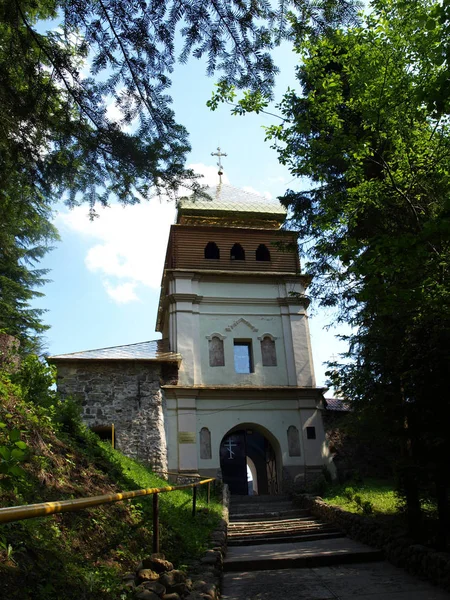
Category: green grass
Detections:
[
  {"x1": 322, "y1": 478, "x2": 398, "y2": 515},
  {"x1": 0, "y1": 376, "x2": 223, "y2": 600},
  {"x1": 96, "y1": 440, "x2": 223, "y2": 562}
]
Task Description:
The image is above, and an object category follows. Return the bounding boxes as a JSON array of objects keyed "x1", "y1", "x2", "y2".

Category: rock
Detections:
[
  {"x1": 135, "y1": 590, "x2": 161, "y2": 600},
  {"x1": 192, "y1": 581, "x2": 216, "y2": 599},
  {"x1": 159, "y1": 570, "x2": 187, "y2": 593},
  {"x1": 122, "y1": 572, "x2": 136, "y2": 581},
  {"x1": 162, "y1": 595, "x2": 181, "y2": 600},
  {"x1": 200, "y1": 551, "x2": 219, "y2": 565},
  {"x1": 164, "y1": 583, "x2": 186, "y2": 596},
  {"x1": 142, "y1": 555, "x2": 174, "y2": 573},
  {"x1": 185, "y1": 593, "x2": 213, "y2": 600},
  {"x1": 150, "y1": 552, "x2": 166, "y2": 560},
  {"x1": 137, "y1": 569, "x2": 160, "y2": 582},
  {"x1": 138, "y1": 581, "x2": 167, "y2": 596}
]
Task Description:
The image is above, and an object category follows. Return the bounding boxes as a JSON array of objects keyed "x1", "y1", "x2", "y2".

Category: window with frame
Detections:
[
  {"x1": 234, "y1": 341, "x2": 253, "y2": 373},
  {"x1": 306, "y1": 426, "x2": 316, "y2": 440}
]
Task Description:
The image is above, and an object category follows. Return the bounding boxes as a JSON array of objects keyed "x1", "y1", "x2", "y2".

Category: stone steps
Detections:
[
  {"x1": 224, "y1": 495, "x2": 383, "y2": 572},
  {"x1": 228, "y1": 530, "x2": 345, "y2": 547},
  {"x1": 230, "y1": 509, "x2": 308, "y2": 521}
]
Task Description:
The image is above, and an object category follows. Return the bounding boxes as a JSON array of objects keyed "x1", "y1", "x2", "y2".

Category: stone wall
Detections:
[
  {"x1": 295, "y1": 494, "x2": 450, "y2": 591},
  {"x1": 56, "y1": 360, "x2": 169, "y2": 471}
]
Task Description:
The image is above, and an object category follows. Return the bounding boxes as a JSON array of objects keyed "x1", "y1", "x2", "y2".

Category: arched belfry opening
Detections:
[
  {"x1": 205, "y1": 241, "x2": 220, "y2": 259},
  {"x1": 219, "y1": 424, "x2": 280, "y2": 495},
  {"x1": 230, "y1": 243, "x2": 245, "y2": 261},
  {"x1": 256, "y1": 243, "x2": 271, "y2": 261}
]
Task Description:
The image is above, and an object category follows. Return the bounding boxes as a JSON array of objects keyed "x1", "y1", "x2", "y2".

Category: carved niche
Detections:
[
  {"x1": 260, "y1": 335, "x2": 277, "y2": 367},
  {"x1": 200, "y1": 427, "x2": 212, "y2": 459},
  {"x1": 207, "y1": 334, "x2": 225, "y2": 367},
  {"x1": 287, "y1": 425, "x2": 301, "y2": 457}
]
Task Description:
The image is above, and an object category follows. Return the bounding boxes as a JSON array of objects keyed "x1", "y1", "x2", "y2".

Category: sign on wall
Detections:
[{"x1": 178, "y1": 431, "x2": 196, "y2": 444}]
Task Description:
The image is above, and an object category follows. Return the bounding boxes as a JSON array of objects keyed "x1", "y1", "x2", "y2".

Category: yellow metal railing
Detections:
[{"x1": 0, "y1": 477, "x2": 216, "y2": 553}]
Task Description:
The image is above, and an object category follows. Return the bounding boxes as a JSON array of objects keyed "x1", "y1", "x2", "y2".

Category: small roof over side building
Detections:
[
  {"x1": 48, "y1": 339, "x2": 181, "y2": 362},
  {"x1": 325, "y1": 397, "x2": 351, "y2": 412}
]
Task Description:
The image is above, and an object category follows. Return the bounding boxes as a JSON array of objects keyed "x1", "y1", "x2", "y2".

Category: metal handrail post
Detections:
[
  {"x1": 152, "y1": 493, "x2": 159, "y2": 553},
  {"x1": 192, "y1": 485, "x2": 197, "y2": 517}
]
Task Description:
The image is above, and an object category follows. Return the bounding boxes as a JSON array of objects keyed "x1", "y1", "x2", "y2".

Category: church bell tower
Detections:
[{"x1": 157, "y1": 157, "x2": 332, "y2": 493}]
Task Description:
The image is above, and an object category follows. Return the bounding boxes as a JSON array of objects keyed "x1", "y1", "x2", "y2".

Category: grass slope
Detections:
[
  {"x1": 322, "y1": 478, "x2": 397, "y2": 514},
  {"x1": 0, "y1": 374, "x2": 222, "y2": 599}
]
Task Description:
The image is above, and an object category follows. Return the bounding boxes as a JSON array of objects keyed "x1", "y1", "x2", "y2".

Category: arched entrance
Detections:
[{"x1": 220, "y1": 425, "x2": 280, "y2": 495}]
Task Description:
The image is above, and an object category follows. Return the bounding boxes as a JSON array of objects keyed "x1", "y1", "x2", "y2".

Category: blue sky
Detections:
[{"x1": 34, "y1": 39, "x2": 350, "y2": 394}]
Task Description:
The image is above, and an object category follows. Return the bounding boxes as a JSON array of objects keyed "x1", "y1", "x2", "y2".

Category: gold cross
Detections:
[{"x1": 211, "y1": 147, "x2": 227, "y2": 183}]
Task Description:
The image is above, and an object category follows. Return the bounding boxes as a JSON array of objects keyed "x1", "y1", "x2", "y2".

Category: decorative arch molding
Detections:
[
  {"x1": 257, "y1": 332, "x2": 278, "y2": 341},
  {"x1": 225, "y1": 317, "x2": 258, "y2": 333},
  {"x1": 205, "y1": 332, "x2": 227, "y2": 341}
]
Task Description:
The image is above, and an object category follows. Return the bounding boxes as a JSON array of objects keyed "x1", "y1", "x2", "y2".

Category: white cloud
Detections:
[
  {"x1": 104, "y1": 281, "x2": 139, "y2": 304},
  {"x1": 56, "y1": 197, "x2": 176, "y2": 303},
  {"x1": 56, "y1": 163, "x2": 277, "y2": 305},
  {"x1": 242, "y1": 185, "x2": 273, "y2": 200},
  {"x1": 189, "y1": 163, "x2": 230, "y2": 187}
]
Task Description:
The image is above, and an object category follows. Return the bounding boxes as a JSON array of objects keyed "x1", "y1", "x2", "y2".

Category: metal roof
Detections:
[
  {"x1": 325, "y1": 397, "x2": 351, "y2": 411},
  {"x1": 177, "y1": 184, "x2": 287, "y2": 218},
  {"x1": 49, "y1": 339, "x2": 181, "y2": 362}
]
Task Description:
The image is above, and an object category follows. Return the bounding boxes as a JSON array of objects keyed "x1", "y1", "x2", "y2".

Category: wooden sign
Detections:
[{"x1": 178, "y1": 431, "x2": 196, "y2": 444}]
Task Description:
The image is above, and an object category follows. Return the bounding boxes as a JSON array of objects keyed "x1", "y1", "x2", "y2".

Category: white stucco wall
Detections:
[
  {"x1": 165, "y1": 392, "x2": 330, "y2": 474},
  {"x1": 168, "y1": 274, "x2": 315, "y2": 388},
  {"x1": 162, "y1": 270, "x2": 329, "y2": 480}
]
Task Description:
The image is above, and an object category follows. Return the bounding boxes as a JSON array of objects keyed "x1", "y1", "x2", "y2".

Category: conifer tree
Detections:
[{"x1": 0, "y1": 0, "x2": 357, "y2": 345}]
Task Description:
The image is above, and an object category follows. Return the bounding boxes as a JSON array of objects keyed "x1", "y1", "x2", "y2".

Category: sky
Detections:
[{"x1": 34, "y1": 37, "x2": 351, "y2": 395}]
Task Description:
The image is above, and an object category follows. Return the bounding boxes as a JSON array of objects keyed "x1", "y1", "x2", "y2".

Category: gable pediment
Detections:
[{"x1": 225, "y1": 318, "x2": 258, "y2": 333}]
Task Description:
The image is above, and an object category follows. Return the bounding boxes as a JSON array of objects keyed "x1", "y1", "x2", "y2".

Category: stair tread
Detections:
[{"x1": 228, "y1": 532, "x2": 345, "y2": 546}]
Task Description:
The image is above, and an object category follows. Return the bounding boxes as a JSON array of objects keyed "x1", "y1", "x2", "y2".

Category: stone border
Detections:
[
  {"x1": 295, "y1": 493, "x2": 450, "y2": 591},
  {"x1": 125, "y1": 484, "x2": 229, "y2": 600},
  {"x1": 184, "y1": 483, "x2": 229, "y2": 600}
]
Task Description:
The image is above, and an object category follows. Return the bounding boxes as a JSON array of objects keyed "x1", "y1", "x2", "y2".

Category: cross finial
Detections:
[{"x1": 211, "y1": 146, "x2": 227, "y2": 184}]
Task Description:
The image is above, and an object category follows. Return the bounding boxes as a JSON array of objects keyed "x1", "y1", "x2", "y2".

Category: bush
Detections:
[{"x1": 344, "y1": 486, "x2": 355, "y2": 501}]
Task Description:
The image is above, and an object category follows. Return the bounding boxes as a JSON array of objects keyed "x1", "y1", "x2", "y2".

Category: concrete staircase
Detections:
[
  {"x1": 222, "y1": 496, "x2": 449, "y2": 600},
  {"x1": 224, "y1": 495, "x2": 383, "y2": 572},
  {"x1": 228, "y1": 495, "x2": 344, "y2": 547}
]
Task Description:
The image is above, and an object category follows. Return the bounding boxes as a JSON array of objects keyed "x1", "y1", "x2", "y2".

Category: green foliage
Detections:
[
  {"x1": 324, "y1": 479, "x2": 397, "y2": 515},
  {"x1": 0, "y1": 0, "x2": 359, "y2": 212},
  {"x1": 207, "y1": 82, "x2": 271, "y2": 115},
  {"x1": 227, "y1": 0, "x2": 450, "y2": 540},
  {"x1": 343, "y1": 486, "x2": 355, "y2": 501},
  {"x1": 0, "y1": 195, "x2": 58, "y2": 350},
  {"x1": 0, "y1": 368, "x2": 222, "y2": 599},
  {"x1": 0, "y1": 0, "x2": 359, "y2": 347},
  {"x1": 0, "y1": 417, "x2": 28, "y2": 481},
  {"x1": 12, "y1": 355, "x2": 56, "y2": 407}
]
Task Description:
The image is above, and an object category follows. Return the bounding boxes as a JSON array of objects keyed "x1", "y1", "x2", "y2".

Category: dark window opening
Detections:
[
  {"x1": 91, "y1": 425, "x2": 115, "y2": 447},
  {"x1": 234, "y1": 341, "x2": 253, "y2": 373},
  {"x1": 306, "y1": 426, "x2": 316, "y2": 440},
  {"x1": 256, "y1": 244, "x2": 271, "y2": 261},
  {"x1": 230, "y1": 243, "x2": 245, "y2": 261},
  {"x1": 205, "y1": 241, "x2": 220, "y2": 259}
]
